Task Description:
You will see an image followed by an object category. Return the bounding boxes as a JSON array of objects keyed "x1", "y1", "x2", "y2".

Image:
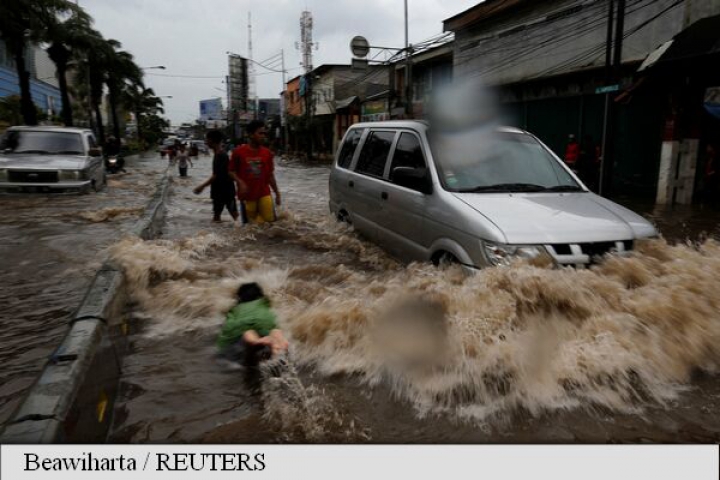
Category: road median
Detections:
[{"x1": 0, "y1": 166, "x2": 171, "y2": 444}]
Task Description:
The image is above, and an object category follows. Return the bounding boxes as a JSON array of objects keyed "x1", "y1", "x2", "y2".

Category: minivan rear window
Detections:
[
  {"x1": 355, "y1": 131, "x2": 395, "y2": 178},
  {"x1": 338, "y1": 129, "x2": 362, "y2": 168}
]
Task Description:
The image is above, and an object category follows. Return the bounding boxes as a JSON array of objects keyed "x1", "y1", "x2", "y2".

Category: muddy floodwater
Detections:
[
  {"x1": 0, "y1": 155, "x2": 166, "y2": 427},
  {"x1": 103, "y1": 155, "x2": 720, "y2": 443}
]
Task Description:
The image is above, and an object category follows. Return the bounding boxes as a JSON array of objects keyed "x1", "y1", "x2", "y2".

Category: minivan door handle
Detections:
[
  {"x1": 348, "y1": 180, "x2": 354, "y2": 188},
  {"x1": 381, "y1": 192, "x2": 388, "y2": 200}
]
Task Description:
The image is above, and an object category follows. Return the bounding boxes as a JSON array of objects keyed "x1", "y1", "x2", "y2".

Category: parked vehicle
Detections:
[
  {"x1": 0, "y1": 126, "x2": 106, "y2": 193},
  {"x1": 329, "y1": 121, "x2": 657, "y2": 269}
]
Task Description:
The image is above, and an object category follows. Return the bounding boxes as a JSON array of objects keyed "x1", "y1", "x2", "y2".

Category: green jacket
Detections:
[{"x1": 217, "y1": 298, "x2": 277, "y2": 349}]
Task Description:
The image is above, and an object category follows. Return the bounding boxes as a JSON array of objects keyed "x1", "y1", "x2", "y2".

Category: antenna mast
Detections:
[
  {"x1": 248, "y1": 12, "x2": 257, "y2": 118},
  {"x1": 299, "y1": 10, "x2": 314, "y2": 73}
]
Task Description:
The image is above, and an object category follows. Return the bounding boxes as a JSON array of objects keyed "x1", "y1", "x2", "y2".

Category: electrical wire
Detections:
[{"x1": 461, "y1": 0, "x2": 660, "y2": 81}]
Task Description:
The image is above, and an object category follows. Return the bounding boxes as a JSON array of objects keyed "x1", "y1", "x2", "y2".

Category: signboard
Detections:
[
  {"x1": 228, "y1": 54, "x2": 249, "y2": 112},
  {"x1": 199, "y1": 98, "x2": 223, "y2": 122},
  {"x1": 352, "y1": 58, "x2": 368, "y2": 72},
  {"x1": 361, "y1": 100, "x2": 388, "y2": 122},
  {"x1": 350, "y1": 36, "x2": 370, "y2": 58},
  {"x1": 595, "y1": 84, "x2": 620, "y2": 94}
]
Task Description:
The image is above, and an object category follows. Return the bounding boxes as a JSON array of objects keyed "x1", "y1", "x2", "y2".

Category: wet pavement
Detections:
[
  {"x1": 107, "y1": 155, "x2": 720, "y2": 444},
  {"x1": 0, "y1": 153, "x2": 168, "y2": 428}
]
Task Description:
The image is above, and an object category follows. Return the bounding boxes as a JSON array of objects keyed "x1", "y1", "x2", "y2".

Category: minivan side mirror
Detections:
[
  {"x1": 88, "y1": 147, "x2": 102, "y2": 157},
  {"x1": 392, "y1": 167, "x2": 433, "y2": 195}
]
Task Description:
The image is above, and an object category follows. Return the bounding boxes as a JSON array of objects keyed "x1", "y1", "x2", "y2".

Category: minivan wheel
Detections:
[
  {"x1": 433, "y1": 251, "x2": 458, "y2": 268},
  {"x1": 337, "y1": 210, "x2": 351, "y2": 224}
]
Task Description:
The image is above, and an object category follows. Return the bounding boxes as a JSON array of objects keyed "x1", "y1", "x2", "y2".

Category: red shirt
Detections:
[
  {"x1": 564, "y1": 141, "x2": 580, "y2": 165},
  {"x1": 230, "y1": 144, "x2": 275, "y2": 201}
]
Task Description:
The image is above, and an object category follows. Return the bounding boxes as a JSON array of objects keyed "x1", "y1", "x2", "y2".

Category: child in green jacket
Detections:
[{"x1": 218, "y1": 282, "x2": 289, "y2": 366}]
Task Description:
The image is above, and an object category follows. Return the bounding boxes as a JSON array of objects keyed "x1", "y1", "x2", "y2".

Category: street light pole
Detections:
[{"x1": 404, "y1": 0, "x2": 413, "y2": 118}]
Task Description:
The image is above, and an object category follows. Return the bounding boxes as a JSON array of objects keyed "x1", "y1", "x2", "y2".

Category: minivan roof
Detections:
[
  {"x1": 347, "y1": 120, "x2": 525, "y2": 135},
  {"x1": 8, "y1": 126, "x2": 91, "y2": 134}
]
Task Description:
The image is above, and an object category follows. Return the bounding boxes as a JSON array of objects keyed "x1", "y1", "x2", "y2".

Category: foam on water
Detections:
[{"x1": 109, "y1": 212, "x2": 720, "y2": 425}]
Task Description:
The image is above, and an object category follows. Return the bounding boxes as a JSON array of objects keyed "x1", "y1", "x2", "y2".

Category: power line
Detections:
[
  {"x1": 531, "y1": 0, "x2": 684, "y2": 79},
  {"x1": 462, "y1": 0, "x2": 660, "y2": 81},
  {"x1": 146, "y1": 73, "x2": 225, "y2": 79}
]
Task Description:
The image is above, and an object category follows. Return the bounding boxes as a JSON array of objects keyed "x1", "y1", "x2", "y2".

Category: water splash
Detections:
[{"x1": 109, "y1": 210, "x2": 720, "y2": 425}]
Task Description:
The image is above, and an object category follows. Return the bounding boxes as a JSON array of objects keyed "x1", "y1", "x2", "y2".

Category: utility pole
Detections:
[
  {"x1": 281, "y1": 49, "x2": 288, "y2": 152},
  {"x1": 404, "y1": 0, "x2": 413, "y2": 118},
  {"x1": 599, "y1": 0, "x2": 624, "y2": 197}
]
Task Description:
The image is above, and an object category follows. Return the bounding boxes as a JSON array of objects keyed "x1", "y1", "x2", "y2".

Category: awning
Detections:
[
  {"x1": 335, "y1": 96, "x2": 359, "y2": 110},
  {"x1": 639, "y1": 14, "x2": 720, "y2": 72}
]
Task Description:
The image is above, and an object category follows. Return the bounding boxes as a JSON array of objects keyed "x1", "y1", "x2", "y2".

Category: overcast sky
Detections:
[{"x1": 79, "y1": 0, "x2": 480, "y2": 124}]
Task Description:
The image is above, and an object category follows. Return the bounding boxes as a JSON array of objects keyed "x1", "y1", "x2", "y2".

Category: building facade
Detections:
[
  {"x1": 444, "y1": 0, "x2": 720, "y2": 202},
  {"x1": 1, "y1": 40, "x2": 62, "y2": 122}
]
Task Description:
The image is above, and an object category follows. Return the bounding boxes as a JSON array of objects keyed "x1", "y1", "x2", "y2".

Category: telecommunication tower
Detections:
[{"x1": 298, "y1": 11, "x2": 315, "y2": 73}]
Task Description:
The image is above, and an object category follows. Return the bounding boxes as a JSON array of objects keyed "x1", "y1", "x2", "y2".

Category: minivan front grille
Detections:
[
  {"x1": 547, "y1": 240, "x2": 634, "y2": 266},
  {"x1": 8, "y1": 170, "x2": 59, "y2": 183}
]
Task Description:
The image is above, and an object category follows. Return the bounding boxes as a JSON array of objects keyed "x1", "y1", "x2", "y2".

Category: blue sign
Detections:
[
  {"x1": 199, "y1": 98, "x2": 222, "y2": 121},
  {"x1": 595, "y1": 84, "x2": 620, "y2": 94}
]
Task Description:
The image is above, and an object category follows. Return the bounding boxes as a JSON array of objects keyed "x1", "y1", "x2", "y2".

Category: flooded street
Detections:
[
  {"x1": 0, "y1": 154, "x2": 167, "y2": 427},
  {"x1": 107, "y1": 155, "x2": 720, "y2": 443}
]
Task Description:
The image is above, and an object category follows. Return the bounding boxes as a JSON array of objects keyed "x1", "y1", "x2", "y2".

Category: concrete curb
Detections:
[{"x1": 0, "y1": 165, "x2": 171, "y2": 444}]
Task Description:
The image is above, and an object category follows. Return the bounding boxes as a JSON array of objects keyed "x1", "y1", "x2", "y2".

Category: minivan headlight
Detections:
[
  {"x1": 483, "y1": 242, "x2": 546, "y2": 267},
  {"x1": 58, "y1": 170, "x2": 80, "y2": 181}
]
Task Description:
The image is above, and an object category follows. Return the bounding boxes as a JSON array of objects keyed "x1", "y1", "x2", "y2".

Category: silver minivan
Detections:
[{"x1": 329, "y1": 120, "x2": 657, "y2": 269}]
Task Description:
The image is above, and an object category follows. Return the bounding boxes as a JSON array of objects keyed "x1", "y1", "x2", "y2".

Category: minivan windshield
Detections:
[
  {"x1": 430, "y1": 130, "x2": 583, "y2": 193},
  {"x1": 0, "y1": 130, "x2": 85, "y2": 155}
]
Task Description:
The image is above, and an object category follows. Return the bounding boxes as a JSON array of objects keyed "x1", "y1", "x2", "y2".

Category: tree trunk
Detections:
[
  {"x1": 92, "y1": 96, "x2": 105, "y2": 145},
  {"x1": 47, "y1": 44, "x2": 73, "y2": 126},
  {"x1": 135, "y1": 109, "x2": 143, "y2": 145},
  {"x1": 108, "y1": 86, "x2": 120, "y2": 139},
  {"x1": 13, "y1": 48, "x2": 38, "y2": 126},
  {"x1": 57, "y1": 62, "x2": 73, "y2": 126}
]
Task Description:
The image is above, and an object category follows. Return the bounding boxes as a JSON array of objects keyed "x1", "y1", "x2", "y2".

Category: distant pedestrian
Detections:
[
  {"x1": 176, "y1": 144, "x2": 193, "y2": 177},
  {"x1": 230, "y1": 120, "x2": 282, "y2": 224},
  {"x1": 193, "y1": 130, "x2": 240, "y2": 224},
  {"x1": 564, "y1": 134, "x2": 580, "y2": 171}
]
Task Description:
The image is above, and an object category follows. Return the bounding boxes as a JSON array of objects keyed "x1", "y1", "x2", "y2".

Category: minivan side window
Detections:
[
  {"x1": 337, "y1": 129, "x2": 362, "y2": 168},
  {"x1": 355, "y1": 131, "x2": 395, "y2": 178},
  {"x1": 389, "y1": 133, "x2": 426, "y2": 176}
]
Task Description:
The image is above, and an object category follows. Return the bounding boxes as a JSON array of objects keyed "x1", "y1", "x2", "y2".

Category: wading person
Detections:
[
  {"x1": 176, "y1": 144, "x2": 193, "y2": 177},
  {"x1": 193, "y1": 130, "x2": 239, "y2": 223},
  {"x1": 230, "y1": 120, "x2": 282, "y2": 224},
  {"x1": 217, "y1": 282, "x2": 289, "y2": 367}
]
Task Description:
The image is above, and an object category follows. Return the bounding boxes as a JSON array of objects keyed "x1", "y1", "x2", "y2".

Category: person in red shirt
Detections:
[
  {"x1": 230, "y1": 120, "x2": 282, "y2": 224},
  {"x1": 564, "y1": 134, "x2": 580, "y2": 170}
]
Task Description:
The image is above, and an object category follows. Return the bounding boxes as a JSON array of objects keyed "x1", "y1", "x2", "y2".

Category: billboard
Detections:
[
  {"x1": 199, "y1": 98, "x2": 223, "y2": 121},
  {"x1": 228, "y1": 54, "x2": 249, "y2": 113}
]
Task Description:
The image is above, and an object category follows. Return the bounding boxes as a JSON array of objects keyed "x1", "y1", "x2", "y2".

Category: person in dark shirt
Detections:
[{"x1": 193, "y1": 130, "x2": 239, "y2": 223}]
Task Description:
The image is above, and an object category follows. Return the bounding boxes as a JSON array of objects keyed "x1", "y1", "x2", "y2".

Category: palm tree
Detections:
[
  {"x1": 73, "y1": 31, "x2": 119, "y2": 144},
  {"x1": 123, "y1": 86, "x2": 165, "y2": 147},
  {"x1": 0, "y1": 0, "x2": 80, "y2": 125},
  {"x1": 42, "y1": 9, "x2": 93, "y2": 127},
  {"x1": 106, "y1": 48, "x2": 143, "y2": 139}
]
